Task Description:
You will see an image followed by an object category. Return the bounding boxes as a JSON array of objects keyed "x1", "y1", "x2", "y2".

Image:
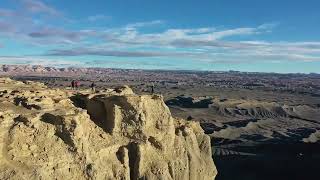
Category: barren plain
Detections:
[{"x1": 1, "y1": 64, "x2": 320, "y2": 180}]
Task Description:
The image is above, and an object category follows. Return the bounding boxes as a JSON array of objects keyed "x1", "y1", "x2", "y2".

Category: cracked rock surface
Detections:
[{"x1": 0, "y1": 78, "x2": 217, "y2": 180}]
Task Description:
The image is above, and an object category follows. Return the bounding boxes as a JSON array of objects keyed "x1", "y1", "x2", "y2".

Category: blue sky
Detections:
[{"x1": 0, "y1": 0, "x2": 320, "y2": 73}]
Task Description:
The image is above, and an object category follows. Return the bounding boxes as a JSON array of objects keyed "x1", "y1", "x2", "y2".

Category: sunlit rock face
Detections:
[{"x1": 0, "y1": 78, "x2": 217, "y2": 180}]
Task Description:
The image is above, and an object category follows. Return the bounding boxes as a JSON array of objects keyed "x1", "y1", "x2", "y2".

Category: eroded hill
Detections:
[{"x1": 0, "y1": 78, "x2": 217, "y2": 180}]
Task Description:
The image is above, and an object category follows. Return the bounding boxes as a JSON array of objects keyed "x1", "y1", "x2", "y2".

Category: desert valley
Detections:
[{"x1": 1, "y1": 65, "x2": 320, "y2": 179}]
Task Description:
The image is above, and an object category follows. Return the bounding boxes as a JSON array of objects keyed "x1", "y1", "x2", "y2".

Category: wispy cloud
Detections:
[
  {"x1": 44, "y1": 44, "x2": 320, "y2": 63},
  {"x1": 0, "y1": 21, "x2": 16, "y2": 33},
  {"x1": 105, "y1": 23, "x2": 275, "y2": 47},
  {"x1": 0, "y1": 0, "x2": 66, "y2": 43},
  {"x1": 46, "y1": 48, "x2": 183, "y2": 57},
  {"x1": 126, "y1": 20, "x2": 165, "y2": 28},
  {"x1": 0, "y1": 1, "x2": 319, "y2": 65},
  {"x1": 28, "y1": 27, "x2": 82, "y2": 40},
  {"x1": 0, "y1": 56, "x2": 85, "y2": 67},
  {"x1": 0, "y1": 8, "x2": 19, "y2": 17},
  {"x1": 21, "y1": 0, "x2": 61, "y2": 16},
  {"x1": 87, "y1": 14, "x2": 112, "y2": 22}
]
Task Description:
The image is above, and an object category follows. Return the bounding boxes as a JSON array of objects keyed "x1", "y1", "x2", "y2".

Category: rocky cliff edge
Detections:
[{"x1": 0, "y1": 78, "x2": 217, "y2": 180}]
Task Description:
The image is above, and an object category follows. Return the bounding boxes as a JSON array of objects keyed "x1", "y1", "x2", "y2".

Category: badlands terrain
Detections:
[
  {"x1": 1, "y1": 64, "x2": 320, "y2": 180},
  {"x1": 0, "y1": 77, "x2": 216, "y2": 179}
]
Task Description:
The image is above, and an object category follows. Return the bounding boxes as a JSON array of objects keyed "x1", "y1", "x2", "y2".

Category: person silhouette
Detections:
[
  {"x1": 71, "y1": 80, "x2": 75, "y2": 90},
  {"x1": 90, "y1": 82, "x2": 96, "y2": 92},
  {"x1": 151, "y1": 83, "x2": 155, "y2": 94}
]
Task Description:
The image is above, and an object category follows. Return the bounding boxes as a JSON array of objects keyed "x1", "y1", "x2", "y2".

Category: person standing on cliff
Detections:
[
  {"x1": 90, "y1": 81, "x2": 96, "y2": 92},
  {"x1": 151, "y1": 82, "x2": 155, "y2": 94},
  {"x1": 71, "y1": 80, "x2": 75, "y2": 90}
]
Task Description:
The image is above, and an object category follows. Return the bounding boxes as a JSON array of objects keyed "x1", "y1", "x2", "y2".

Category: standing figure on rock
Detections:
[
  {"x1": 71, "y1": 80, "x2": 75, "y2": 90},
  {"x1": 151, "y1": 82, "x2": 155, "y2": 94},
  {"x1": 90, "y1": 81, "x2": 96, "y2": 93}
]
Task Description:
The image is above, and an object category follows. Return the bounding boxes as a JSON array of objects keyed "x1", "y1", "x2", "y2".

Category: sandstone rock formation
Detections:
[
  {"x1": 0, "y1": 78, "x2": 217, "y2": 180},
  {"x1": 166, "y1": 96, "x2": 213, "y2": 108}
]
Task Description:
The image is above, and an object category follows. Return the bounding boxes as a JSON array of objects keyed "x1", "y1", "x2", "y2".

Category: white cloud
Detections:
[
  {"x1": 87, "y1": 15, "x2": 112, "y2": 22},
  {"x1": 0, "y1": 56, "x2": 85, "y2": 67},
  {"x1": 0, "y1": 2, "x2": 318, "y2": 64},
  {"x1": 0, "y1": 21, "x2": 16, "y2": 33},
  {"x1": 21, "y1": 0, "x2": 61, "y2": 16},
  {"x1": 106, "y1": 23, "x2": 275, "y2": 47},
  {"x1": 126, "y1": 20, "x2": 165, "y2": 28},
  {"x1": 0, "y1": 9, "x2": 19, "y2": 17}
]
